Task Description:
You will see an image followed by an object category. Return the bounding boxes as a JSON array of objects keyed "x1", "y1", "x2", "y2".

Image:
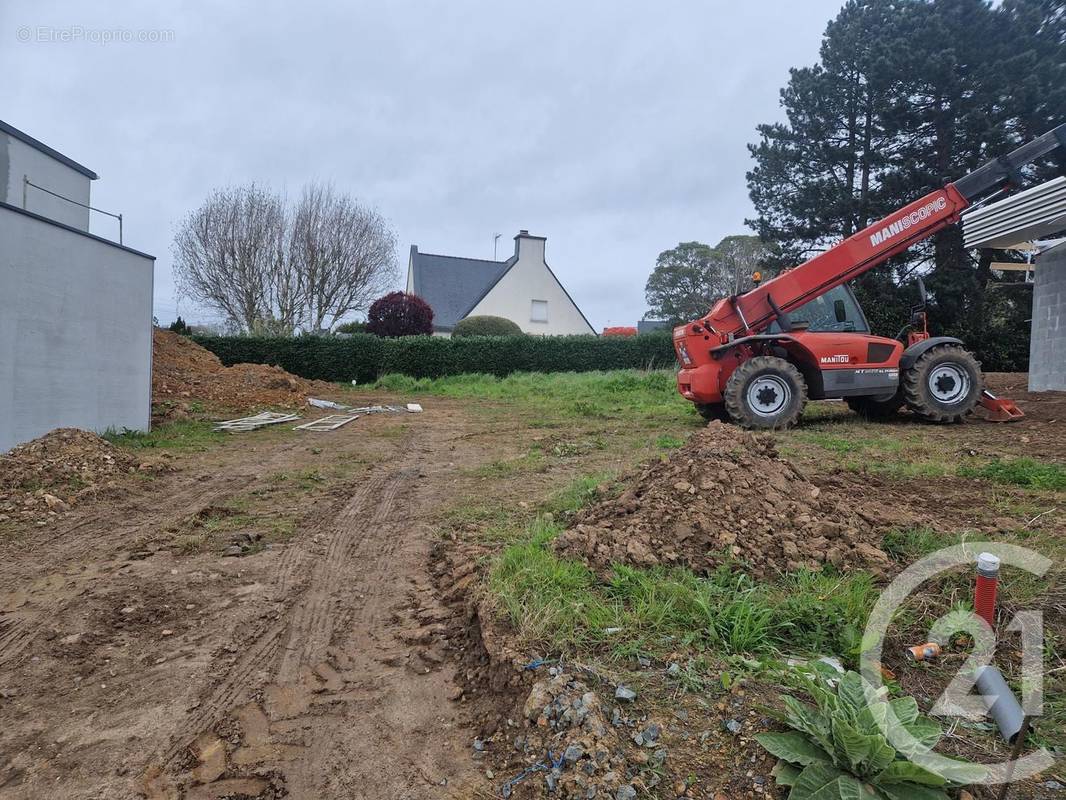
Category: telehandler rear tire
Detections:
[
  {"x1": 724, "y1": 356, "x2": 807, "y2": 430},
  {"x1": 901, "y1": 344, "x2": 982, "y2": 423}
]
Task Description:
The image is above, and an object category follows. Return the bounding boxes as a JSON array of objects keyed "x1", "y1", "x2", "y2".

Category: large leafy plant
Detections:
[{"x1": 756, "y1": 668, "x2": 984, "y2": 800}]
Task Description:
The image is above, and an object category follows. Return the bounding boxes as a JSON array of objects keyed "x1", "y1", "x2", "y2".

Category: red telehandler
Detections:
[{"x1": 674, "y1": 124, "x2": 1066, "y2": 429}]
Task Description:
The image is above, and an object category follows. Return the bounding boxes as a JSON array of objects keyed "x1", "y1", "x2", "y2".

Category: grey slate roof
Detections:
[{"x1": 409, "y1": 246, "x2": 516, "y2": 331}]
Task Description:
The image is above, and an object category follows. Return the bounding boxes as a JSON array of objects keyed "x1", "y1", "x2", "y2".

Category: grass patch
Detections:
[
  {"x1": 958, "y1": 457, "x2": 1066, "y2": 491},
  {"x1": 656, "y1": 434, "x2": 686, "y2": 449},
  {"x1": 269, "y1": 468, "x2": 326, "y2": 491},
  {"x1": 489, "y1": 517, "x2": 879, "y2": 662},
  {"x1": 373, "y1": 369, "x2": 699, "y2": 426},
  {"x1": 174, "y1": 500, "x2": 297, "y2": 554},
  {"x1": 471, "y1": 447, "x2": 547, "y2": 478},
  {"x1": 880, "y1": 527, "x2": 965, "y2": 561},
  {"x1": 104, "y1": 420, "x2": 225, "y2": 451},
  {"x1": 542, "y1": 472, "x2": 617, "y2": 516}
]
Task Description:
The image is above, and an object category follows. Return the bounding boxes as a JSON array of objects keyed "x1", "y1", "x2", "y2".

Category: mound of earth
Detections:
[
  {"x1": 152, "y1": 329, "x2": 335, "y2": 421},
  {"x1": 554, "y1": 422, "x2": 889, "y2": 578},
  {"x1": 0, "y1": 428, "x2": 163, "y2": 526}
]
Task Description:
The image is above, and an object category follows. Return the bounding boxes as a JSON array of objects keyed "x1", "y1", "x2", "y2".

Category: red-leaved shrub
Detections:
[{"x1": 366, "y1": 292, "x2": 434, "y2": 337}]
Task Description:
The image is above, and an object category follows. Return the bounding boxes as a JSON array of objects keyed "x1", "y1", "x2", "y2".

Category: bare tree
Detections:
[
  {"x1": 172, "y1": 184, "x2": 286, "y2": 333},
  {"x1": 291, "y1": 182, "x2": 397, "y2": 333},
  {"x1": 173, "y1": 182, "x2": 397, "y2": 334}
]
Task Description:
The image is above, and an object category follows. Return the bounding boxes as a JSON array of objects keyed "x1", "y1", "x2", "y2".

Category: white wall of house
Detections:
[
  {"x1": 467, "y1": 232, "x2": 594, "y2": 335},
  {"x1": 0, "y1": 133, "x2": 92, "y2": 231},
  {"x1": 0, "y1": 205, "x2": 154, "y2": 452}
]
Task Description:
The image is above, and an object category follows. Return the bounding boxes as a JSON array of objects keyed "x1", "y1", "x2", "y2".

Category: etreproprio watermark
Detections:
[
  {"x1": 15, "y1": 25, "x2": 175, "y2": 44},
  {"x1": 860, "y1": 542, "x2": 1055, "y2": 785}
]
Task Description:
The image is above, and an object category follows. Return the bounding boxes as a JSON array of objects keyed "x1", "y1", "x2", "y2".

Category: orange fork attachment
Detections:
[{"x1": 979, "y1": 390, "x2": 1025, "y2": 422}]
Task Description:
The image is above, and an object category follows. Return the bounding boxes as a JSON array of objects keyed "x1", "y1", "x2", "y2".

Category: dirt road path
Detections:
[{"x1": 0, "y1": 405, "x2": 490, "y2": 799}]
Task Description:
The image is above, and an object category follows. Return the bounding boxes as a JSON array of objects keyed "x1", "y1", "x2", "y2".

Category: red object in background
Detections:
[
  {"x1": 975, "y1": 552, "x2": 1000, "y2": 629},
  {"x1": 602, "y1": 326, "x2": 637, "y2": 337}
]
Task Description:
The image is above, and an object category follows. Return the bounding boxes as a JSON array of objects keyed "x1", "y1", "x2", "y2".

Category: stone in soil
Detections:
[{"x1": 509, "y1": 671, "x2": 660, "y2": 799}]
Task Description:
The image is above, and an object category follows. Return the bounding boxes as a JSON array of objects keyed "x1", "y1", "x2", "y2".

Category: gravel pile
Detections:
[{"x1": 503, "y1": 671, "x2": 658, "y2": 799}]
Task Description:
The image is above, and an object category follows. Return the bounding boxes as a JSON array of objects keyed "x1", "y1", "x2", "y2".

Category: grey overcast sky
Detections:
[{"x1": 2, "y1": 0, "x2": 844, "y2": 330}]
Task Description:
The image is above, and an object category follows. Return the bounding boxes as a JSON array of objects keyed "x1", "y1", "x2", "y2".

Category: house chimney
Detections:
[{"x1": 514, "y1": 229, "x2": 546, "y2": 262}]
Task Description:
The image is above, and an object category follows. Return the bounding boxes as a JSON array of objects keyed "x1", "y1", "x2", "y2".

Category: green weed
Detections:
[
  {"x1": 489, "y1": 517, "x2": 880, "y2": 661},
  {"x1": 543, "y1": 472, "x2": 617, "y2": 515},
  {"x1": 958, "y1": 458, "x2": 1066, "y2": 491},
  {"x1": 104, "y1": 421, "x2": 225, "y2": 451},
  {"x1": 656, "y1": 434, "x2": 686, "y2": 449},
  {"x1": 880, "y1": 527, "x2": 963, "y2": 561}
]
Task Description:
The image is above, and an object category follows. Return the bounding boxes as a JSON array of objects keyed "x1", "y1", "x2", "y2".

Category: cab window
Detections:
[{"x1": 767, "y1": 285, "x2": 868, "y2": 333}]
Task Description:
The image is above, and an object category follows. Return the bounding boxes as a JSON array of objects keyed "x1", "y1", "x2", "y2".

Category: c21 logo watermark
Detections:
[{"x1": 859, "y1": 543, "x2": 1054, "y2": 784}]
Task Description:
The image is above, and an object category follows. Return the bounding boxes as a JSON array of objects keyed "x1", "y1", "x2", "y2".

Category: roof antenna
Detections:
[{"x1": 493, "y1": 233, "x2": 501, "y2": 261}]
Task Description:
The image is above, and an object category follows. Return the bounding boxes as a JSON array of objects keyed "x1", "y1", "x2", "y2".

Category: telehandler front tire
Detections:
[
  {"x1": 901, "y1": 344, "x2": 982, "y2": 423},
  {"x1": 724, "y1": 356, "x2": 807, "y2": 430}
]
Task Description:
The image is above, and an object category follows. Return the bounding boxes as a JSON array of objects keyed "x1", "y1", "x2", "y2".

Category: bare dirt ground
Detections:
[
  {"x1": 0, "y1": 402, "x2": 498, "y2": 800},
  {"x1": 1, "y1": 370, "x2": 1064, "y2": 800}
]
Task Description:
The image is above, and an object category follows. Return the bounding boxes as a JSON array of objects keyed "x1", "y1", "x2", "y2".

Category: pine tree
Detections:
[{"x1": 746, "y1": 0, "x2": 1065, "y2": 363}]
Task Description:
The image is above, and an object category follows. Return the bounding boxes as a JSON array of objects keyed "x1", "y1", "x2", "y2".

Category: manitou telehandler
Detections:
[{"x1": 674, "y1": 124, "x2": 1066, "y2": 429}]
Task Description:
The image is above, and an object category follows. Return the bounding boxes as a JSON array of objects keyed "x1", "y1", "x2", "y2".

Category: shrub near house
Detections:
[
  {"x1": 452, "y1": 316, "x2": 524, "y2": 338},
  {"x1": 366, "y1": 292, "x2": 434, "y2": 337}
]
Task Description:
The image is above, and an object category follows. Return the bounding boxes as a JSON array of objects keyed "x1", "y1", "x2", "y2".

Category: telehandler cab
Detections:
[{"x1": 674, "y1": 124, "x2": 1066, "y2": 429}]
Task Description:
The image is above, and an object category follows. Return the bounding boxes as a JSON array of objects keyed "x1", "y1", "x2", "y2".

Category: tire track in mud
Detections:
[
  {"x1": 162, "y1": 465, "x2": 407, "y2": 766},
  {"x1": 0, "y1": 438, "x2": 348, "y2": 673},
  {"x1": 0, "y1": 618, "x2": 33, "y2": 669},
  {"x1": 276, "y1": 469, "x2": 399, "y2": 681}
]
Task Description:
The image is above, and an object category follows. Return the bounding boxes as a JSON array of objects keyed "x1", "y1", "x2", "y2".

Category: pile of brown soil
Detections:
[
  {"x1": 152, "y1": 329, "x2": 334, "y2": 421},
  {"x1": 554, "y1": 422, "x2": 889, "y2": 578},
  {"x1": 0, "y1": 428, "x2": 163, "y2": 526}
]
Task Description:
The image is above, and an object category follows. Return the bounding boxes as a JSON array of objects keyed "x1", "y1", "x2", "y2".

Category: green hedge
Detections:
[{"x1": 193, "y1": 332, "x2": 677, "y2": 382}]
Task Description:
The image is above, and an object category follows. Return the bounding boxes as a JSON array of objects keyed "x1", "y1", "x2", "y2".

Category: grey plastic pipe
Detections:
[{"x1": 974, "y1": 665, "x2": 1025, "y2": 743}]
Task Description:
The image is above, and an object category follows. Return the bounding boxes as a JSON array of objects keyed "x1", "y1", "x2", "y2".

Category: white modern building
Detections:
[
  {"x1": 0, "y1": 119, "x2": 155, "y2": 451},
  {"x1": 405, "y1": 230, "x2": 595, "y2": 336}
]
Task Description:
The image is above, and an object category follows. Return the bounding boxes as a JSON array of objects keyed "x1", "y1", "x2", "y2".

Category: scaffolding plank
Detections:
[{"x1": 293, "y1": 414, "x2": 361, "y2": 432}]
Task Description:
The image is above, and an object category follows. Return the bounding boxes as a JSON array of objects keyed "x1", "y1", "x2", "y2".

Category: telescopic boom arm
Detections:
[{"x1": 704, "y1": 124, "x2": 1066, "y2": 337}]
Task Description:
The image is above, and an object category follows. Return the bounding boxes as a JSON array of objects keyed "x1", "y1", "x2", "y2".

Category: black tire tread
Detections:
[
  {"x1": 901, "y1": 344, "x2": 982, "y2": 423},
  {"x1": 724, "y1": 356, "x2": 808, "y2": 430}
]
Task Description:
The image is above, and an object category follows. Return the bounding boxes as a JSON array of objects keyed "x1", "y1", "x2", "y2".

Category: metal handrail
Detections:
[{"x1": 22, "y1": 176, "x2": 123, "y2": 243}]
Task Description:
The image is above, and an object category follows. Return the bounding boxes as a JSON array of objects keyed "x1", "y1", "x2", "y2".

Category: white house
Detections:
[
  {"x1": 0, "y1": 119, "x2": 155, "y2": 451},
  {"x1": 405, "y1": 230, "x2": 595, "y2": 336}
]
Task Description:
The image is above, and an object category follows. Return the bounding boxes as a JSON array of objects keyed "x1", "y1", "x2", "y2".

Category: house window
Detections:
[{"x1": 531, "y1": 300, "x2": 548, "y2": 323}]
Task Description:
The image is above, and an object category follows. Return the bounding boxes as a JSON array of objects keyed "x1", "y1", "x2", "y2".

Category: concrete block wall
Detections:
[
  {"x1": 1029, "y1": 242, "x2": 1066, "y2": 392},
  {"x1": 0, "y1": 203, "x2": 154, "y2": 452}
]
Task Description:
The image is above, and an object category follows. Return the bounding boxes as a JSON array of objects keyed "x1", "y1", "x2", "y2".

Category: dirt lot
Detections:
[{"x1": 1, "y1": 368, "x2": 1064, "y2": 799}]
